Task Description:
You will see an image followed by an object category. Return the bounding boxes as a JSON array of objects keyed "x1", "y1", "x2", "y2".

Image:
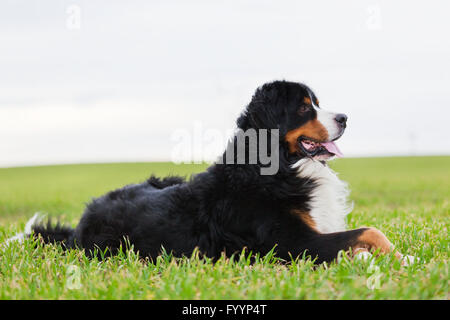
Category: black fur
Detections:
[
  {"x1": 33, "y1": 221, "x2": 75, "y2": 249},
  {"x1": 33, "y1": 80, "x2": 365, "y2": 264}
]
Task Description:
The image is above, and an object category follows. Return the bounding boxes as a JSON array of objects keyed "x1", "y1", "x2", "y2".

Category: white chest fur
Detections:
[{"x1": 292, "y1": 159, "x2": 352, "y2": 233}]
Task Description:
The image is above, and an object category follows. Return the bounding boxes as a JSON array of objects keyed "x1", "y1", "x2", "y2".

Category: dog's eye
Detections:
[{"x1": 298, "y1": 105, "x2": 311, "y2": 115}]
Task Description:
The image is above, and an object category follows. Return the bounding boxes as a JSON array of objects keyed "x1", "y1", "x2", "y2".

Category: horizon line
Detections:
[{"x1": 1, "y1": 154, "x2": 449, "y2": 169}]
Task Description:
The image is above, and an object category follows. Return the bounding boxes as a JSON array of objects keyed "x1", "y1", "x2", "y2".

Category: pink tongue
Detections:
[{"x1": 321, "y1": 141, "x2": 344, "y2": 158}]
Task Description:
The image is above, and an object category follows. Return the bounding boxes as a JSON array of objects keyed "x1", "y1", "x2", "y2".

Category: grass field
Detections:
[{"x1": 0, "y1": 157, "x2": 448, "y2": 299}]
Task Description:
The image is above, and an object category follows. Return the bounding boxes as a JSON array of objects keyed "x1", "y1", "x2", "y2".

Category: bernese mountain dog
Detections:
[{"x1": 6, "y1": 80, "x2": 414, "y2": 265}]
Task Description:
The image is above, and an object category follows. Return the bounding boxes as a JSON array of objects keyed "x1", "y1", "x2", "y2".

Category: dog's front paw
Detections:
[
  {"x1": 354, "y1": 250, "x2": 373, "y2": 262},
  {"x1": 400, "y1": 254, "x2": 420, "y2": 266}
]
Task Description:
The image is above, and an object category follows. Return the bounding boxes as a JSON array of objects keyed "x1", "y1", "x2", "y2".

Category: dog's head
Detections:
[{"x1": 237, "y1": 80, "x2": 347, "y2": 161}]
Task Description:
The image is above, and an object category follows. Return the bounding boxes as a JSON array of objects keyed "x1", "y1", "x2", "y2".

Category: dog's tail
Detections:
[
  {"x1": 32, "y1": 220, "x2": 75, "y2": 248},
  {"x1": 3, "y1": 213, "x2": 75, "y2": 249}
]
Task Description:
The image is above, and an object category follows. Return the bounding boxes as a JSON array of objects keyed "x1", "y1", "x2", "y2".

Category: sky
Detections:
[{"x1": 0, "y1": 0, "x2": 449, "y2": 167}]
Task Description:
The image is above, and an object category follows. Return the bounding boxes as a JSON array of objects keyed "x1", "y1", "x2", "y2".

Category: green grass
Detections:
[{"x1": 0, "y1": 157, "x2": 448, "y2": 299}]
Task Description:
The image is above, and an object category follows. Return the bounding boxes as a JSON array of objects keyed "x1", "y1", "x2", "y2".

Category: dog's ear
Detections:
[
  {"x1": 238, "y1": 81, "x2": 293, "y2": 132},
  {"x1": 258, "y1": 81, "x2": 284, "y2": 102}
]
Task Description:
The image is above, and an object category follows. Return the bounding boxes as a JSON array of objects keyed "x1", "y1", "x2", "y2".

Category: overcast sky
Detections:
[{"x1": 1, "y1": 0, "x2": 449, "y2": 167}]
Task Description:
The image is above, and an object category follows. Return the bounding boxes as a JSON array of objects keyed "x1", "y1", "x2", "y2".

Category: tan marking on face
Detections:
[
  {"x1": 291, "y1": 209, "x2": 317, "y2": 232},
  {"x1": 353, "y1": 227, "x2": 402, "y2": 259},
  {"x1": 285, "y1": 119, "x2": 329, "y2": 153},
  {"x1": 303, "y1": 97, "x2": 312, "y2": 105}
]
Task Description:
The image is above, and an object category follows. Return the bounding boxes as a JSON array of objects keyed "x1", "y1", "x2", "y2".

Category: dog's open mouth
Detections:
[{"x1": 298, "y1": 137, "x2": 343, "y2": 160}]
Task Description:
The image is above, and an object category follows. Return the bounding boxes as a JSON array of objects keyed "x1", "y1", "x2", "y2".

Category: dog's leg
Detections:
[{"x1": 292, "y1": 227, "x2": 416, "y2": 265}]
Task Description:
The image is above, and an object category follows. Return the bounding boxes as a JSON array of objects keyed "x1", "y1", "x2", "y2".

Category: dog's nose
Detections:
[{"x1": 335, "y1": 114, "x2": 348, "y2": 127}]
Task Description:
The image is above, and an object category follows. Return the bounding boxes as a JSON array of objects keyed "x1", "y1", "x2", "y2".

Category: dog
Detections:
[{"x1": 6, "y1": 80, "x2": 415, "y2": 265}]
